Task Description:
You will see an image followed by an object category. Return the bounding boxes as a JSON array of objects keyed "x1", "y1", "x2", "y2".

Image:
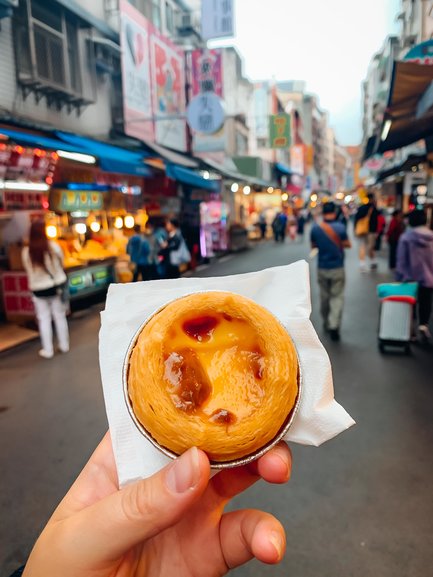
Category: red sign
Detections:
[{"x1": 191, "y1": 49, "x2": 223, "y2": 97}]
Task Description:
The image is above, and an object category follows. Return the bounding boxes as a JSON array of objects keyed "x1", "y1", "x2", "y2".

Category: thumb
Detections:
[{"x1": 65, "y1": 447, "x2": 210, "y2": 564}]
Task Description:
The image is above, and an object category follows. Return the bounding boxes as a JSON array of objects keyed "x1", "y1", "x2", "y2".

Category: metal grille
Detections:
[{"x1": 34, "y1": 23, "x2": 65, "y2": 87}]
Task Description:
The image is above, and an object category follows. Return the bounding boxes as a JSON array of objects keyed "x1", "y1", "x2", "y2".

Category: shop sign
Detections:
[
  {"x1": 150, "y1": 28, "x2": 187, "y2": 151},
  {"x1": 187, "y1": 93, "x2": 225, "y2": 134},
  {"x1": 269, "y1": 114, "x2": 291, "y2": 149},
  {"x1": 0, "y1": 143, "x2": 57, "y2": 182},
  {"x1": 290, "y1": 145, "x2": 304, "y2": 176},
  {"x1": 191, "y1": 49, "x2": 223, "y2": 97},
  {"x1": 201, "y1": 0, "x2": 235, "y2": 40},
  {"x1": 4, "y1": 191, "x2": 48, "y2": 211},
  {"x1": 120, "y1": 0, "x2": 154, "y2": 142},
  {"x1": 404, "y1": 40, "x2": 433, "y2": 65},
  {"x1": 51, "y1": 190, "x2": 103, "y2": 212}
]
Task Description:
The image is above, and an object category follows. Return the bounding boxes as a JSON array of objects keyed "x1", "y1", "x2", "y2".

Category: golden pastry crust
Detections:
[{"x1": 127, "y1": 292, "x2": 299, "y2": 462}]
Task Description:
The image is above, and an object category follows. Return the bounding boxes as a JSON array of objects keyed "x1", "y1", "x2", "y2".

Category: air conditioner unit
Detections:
[{"x1": 176, "y1": 12, "x2": 195, "y2": 32}]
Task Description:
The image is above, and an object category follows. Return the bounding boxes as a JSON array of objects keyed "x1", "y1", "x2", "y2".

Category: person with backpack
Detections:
[
  {"x1": 311, "y1": 202, "x2": 352, "y2": 341},
  {"x1": 354, "y1": 193, "x2": 379, "y2": 272},
  {"x1": 21, "y1": 220, "x2": 70, "y2": 359},
  {"x1": 127, "y1": 225, "x2": 149, "y2": 282}
]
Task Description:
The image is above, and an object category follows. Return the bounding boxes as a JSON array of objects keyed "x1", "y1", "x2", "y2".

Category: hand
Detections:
[{"x1": 23, "y1": 433, "x2": 292, "y2": 577}]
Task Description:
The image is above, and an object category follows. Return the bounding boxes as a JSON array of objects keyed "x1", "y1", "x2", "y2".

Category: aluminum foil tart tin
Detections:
[{"x1": 122, "y1": 291, "x2": 303, "y2": 470}]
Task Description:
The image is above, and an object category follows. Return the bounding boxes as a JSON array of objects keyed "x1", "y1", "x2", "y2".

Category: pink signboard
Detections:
[
  {"x1": 150, "y1": 28, "x2": 187, "y2": 151},
  {"x1": 120, "y1": 0, "x2": 154, "y2": 142},
  {"x1": 191, "y1": 49, "x2": 223, "y2": 97}
]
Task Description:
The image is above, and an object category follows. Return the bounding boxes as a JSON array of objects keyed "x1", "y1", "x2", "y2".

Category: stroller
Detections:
[{"x1": 376, "y1": 283, "x2": 418, "y2": 354}]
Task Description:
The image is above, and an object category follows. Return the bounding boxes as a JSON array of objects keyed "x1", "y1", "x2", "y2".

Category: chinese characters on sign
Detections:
[
  {"x1": 187, "y1": 93, "x2": 225, "y2": 134},
  {"x1": 201, "y1": 0, "x2": 235, "y2": 40},
  {"x1": 269, "y1": 114, "x2": 292, "y2": 149},
  {"x1": 191, "y1": 49, "x2": 223, "y2": 97}
]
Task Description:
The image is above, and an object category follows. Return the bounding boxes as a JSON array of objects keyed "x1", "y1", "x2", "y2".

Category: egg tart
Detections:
[{"x1": 125, "y1": 292, "x2": 299, "y2": 464}]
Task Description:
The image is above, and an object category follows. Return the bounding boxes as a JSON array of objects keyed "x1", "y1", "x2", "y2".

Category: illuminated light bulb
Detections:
[
  {"x1": 75, "y1": 223, "x2": 87, "y2": 235},
  {"x1": 282, "y1": 193, "x2": 289, "y2": 202},
  {"x1": 202, "y1": 170, "x2": 210, "y2": 179},
  {"x1": 90, "y1": 221, "x2": 101, "y2": 233},
  {"x1": 124, "y1": 215, "x2": 135, "y2": 229},
  {"x1": 267, "y1": 187, "x2": 274, "y2": 194},
  {"x1": 311, "y1": 194, "x2": 318, "y2": 202},
  {"x1": 231, "y1": 182, "x2": 239, "y2": 193},
  {"x1": 243, "y1": 185, "x2": 251, "y2": 195},
  {"x1": 46, "y1": 225, "x2": 58, "y2": 239},
  {"x1": 114, "y1": 216, "x2": 124, "y2": 229}
]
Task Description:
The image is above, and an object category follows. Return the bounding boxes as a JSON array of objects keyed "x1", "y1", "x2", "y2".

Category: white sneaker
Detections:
[
  {"x1": 39, "y1": 349, "x2": 54, "y2": 359},
  {"x1": 58, "y1": 346, "x2": 69, "y2": 354},
  {"x1": 418, "y1": 325, "x2": 432, "y2": 341}
]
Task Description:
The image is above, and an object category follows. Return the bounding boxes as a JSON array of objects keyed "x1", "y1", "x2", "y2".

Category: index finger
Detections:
[{"x1": 208, "y1": 442, "x2": 292, "y2": 505}]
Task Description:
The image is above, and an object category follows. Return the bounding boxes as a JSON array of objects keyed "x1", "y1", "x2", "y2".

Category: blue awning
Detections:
[
  {"x1": 55, "y1": 132, "x2": 152, "y2": 177},
  {"x1": 275, "y1": 162, "x2": 294, "y2": 176},
  {"x1": 0, "y1": 127, "x2": 88, "y2": 153},
  {"x1": 166, "y1": 163, "x2": 221, "y2": 192}
]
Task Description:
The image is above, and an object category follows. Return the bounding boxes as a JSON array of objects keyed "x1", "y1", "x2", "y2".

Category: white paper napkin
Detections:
[{"x1": 99, "y1": 260, "x2": 355, "y2": 487}]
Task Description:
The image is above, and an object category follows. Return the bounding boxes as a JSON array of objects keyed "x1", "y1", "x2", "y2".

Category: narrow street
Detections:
[{"x1": 1, "y1": 235, "x2": 432, "y2": 577}]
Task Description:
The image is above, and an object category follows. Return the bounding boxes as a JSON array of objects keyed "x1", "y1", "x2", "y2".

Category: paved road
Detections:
[{"x1": 1, "y1": 233, "x2": 433, "y2": 577}]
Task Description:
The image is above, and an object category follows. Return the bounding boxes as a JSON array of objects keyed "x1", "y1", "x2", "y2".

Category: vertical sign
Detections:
[
  {"x1": 290, "y1": 145, "x2": 304, "y2": 175},
  {"x1": 191, "y1": 49, "x2": 226, "y2": 154},
  {"x1": 269, "y1": 114, "x2": 291, "y2": 149},
  {"x1": 150, "y1": 29, "x2": 187, "y2": 151},
  {"x1": 120, "y1": 0, "x2": 154, "y2": 142},
  {"x1": 191, "y1": 49, "x2": 223, "y2": 97},
  {"x1": 201, "y1": 0, "x2": 235, "y2": 40}
]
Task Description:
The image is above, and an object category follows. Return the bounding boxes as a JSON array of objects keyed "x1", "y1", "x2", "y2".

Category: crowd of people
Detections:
[{"x1": 127, "y1": 218, "x2": 191, "y2": 282}]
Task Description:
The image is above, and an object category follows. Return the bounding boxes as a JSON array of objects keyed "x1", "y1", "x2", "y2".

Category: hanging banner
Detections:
[
  {"x1": 191, "y1": 48, "x2": 225, "y2": 153},
  {"x1": 201, "y1": 0, "x2": 235, "y2": 40},
  {"x1": 191, "y1": 49, "x2": 223, "y2": 97},
  {"x1": 150, "y1": 29, "x2": 187, "y2": 151},
  {"x1": 120, "y1": 0, "x2": 154, "y2": 142},
  {"x1": 269, "y1": 114, "x2": 291, "y2": 149},
  {"x1": 290, "y1": 145, "x2": 304, "y2": 175}
]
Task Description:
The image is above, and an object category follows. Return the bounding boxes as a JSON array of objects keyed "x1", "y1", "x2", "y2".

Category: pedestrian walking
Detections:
[
  {"x1": 296, "y1": 211, "x2": 306, "y2": 239},
  {"x1": 354, "y1": 193, "x2": 379, "y2": 272},
  {"x1": 272, "y1": 211, "x2": 287, "y2": 243},
  {"x1": 159, "y1": 218, "x2": 191, "y2": 279},
  {"x1": 311, "y1": 202, "x2": 352, "y2": 341},
  {"x1": 374, "y1": 210, "x2": 386, "y2": 252},
  {"x1": 258, "y1": 212, "x2": 267, "y2": 240},
  {"x1": 386, "y1": 209, "x2": 405, "y2": 270},
  {"x1": 127, "y1": 225, "x2": 144, "y2": 282},
  {"x1": 396, "y1": 209, "x2": 433, "y2": 343},
  {"x1": 21, "y1": 220, "x2": 70, "y2": 359}
]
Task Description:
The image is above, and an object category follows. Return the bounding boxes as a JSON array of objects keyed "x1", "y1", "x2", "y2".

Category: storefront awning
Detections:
[
  {"x1": 165, "y1": 163, "x2": 220, "y2": 192},
  {"x1": 0, "y1": 126, "x2": 88, "y2": 154},
  {"x1": 376, "y1": 153, "x2": 426, "y2": 183},
  {"x1": 201, "y1": 157, "x2": 253, "y2": 182},
  {"x1": 274, "y1": 162, "x2": 294, "y2": 176},
  {"x1": 141, "y1": 140, "x2": 199, "y2": 168},
  {"x1": 377, "y1": 61, "x2": 433, "y2": 154},
  {"x1": 55, "y1": 132, "x2": 153, "y2": 177}
]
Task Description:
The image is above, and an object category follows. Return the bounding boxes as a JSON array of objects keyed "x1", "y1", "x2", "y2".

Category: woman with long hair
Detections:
[{"x1": 22, "y1": 220, "x2": 70, "y2": 359}]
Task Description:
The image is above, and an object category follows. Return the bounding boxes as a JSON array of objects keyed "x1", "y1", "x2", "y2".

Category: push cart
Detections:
[{"x1": 376, "y1": 283, "x2": 418, "y2": 354}]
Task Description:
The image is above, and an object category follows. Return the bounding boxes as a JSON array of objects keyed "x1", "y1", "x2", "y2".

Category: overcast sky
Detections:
[{"x1": 210, "y1": 0, "x2": 401, "y2": 145}]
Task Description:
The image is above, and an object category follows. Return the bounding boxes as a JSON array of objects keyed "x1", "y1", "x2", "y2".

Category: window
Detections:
[
  {"x1": 166, "y1": 2, "x2": 175, "y2": 34},
  {"x1": 152, "y1": 0, "x2": 161, "y2": 29},
  {"x1": 15, "y1": 0, "x2": 90, "y2": 101}
]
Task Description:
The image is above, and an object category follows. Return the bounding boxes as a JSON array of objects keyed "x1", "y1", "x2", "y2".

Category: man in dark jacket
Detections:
[
  {"x1": 354, "y1": 193, "x2": 379, "y2": 272},
  {"x1": 396, "y1": 209, "x2": 433, "y2": 342}
]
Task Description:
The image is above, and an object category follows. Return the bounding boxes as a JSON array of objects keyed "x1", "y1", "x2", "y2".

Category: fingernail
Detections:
[
  {"x1": 269, "y1": 531, "x2": 284, "y2": 560},
  {"x1": 166, "y1": 447, "x2": 200, "y2": 494}
]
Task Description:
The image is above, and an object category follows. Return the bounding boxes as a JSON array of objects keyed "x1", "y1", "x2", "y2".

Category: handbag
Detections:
[
  {"x1": 170, "y1": 238, "x2": 191, "y2": 267},
  {"x1": 355, "y1": 207, "x2": 373, "y2": 237}
]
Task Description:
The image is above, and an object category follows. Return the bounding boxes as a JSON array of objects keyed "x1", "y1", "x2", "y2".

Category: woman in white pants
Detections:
[{"x1": 22, "y1": 221, "x2": 70, "y2": 359}]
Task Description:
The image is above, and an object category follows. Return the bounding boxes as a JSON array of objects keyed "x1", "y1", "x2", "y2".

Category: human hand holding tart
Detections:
[{"x1": 125, "y1": 291, "x2": 300, "y2": 465}]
